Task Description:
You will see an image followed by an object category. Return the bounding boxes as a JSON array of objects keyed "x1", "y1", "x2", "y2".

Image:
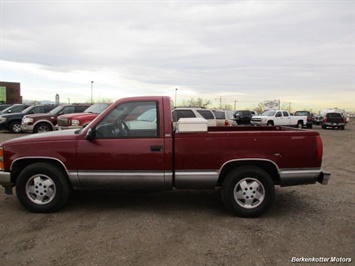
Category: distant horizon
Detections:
[{"x1": 1, "y1": 2, "x2": 353, "y2": 114}]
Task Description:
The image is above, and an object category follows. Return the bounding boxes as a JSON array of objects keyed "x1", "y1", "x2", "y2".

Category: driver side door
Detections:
[{"x1": 75, "y1": 100, "x2": 168, "y2": 190}]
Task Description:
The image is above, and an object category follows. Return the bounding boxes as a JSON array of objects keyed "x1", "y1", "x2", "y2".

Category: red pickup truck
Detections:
[{"x1": 0, "y1": 96, "x2": 330, "y2": 217}]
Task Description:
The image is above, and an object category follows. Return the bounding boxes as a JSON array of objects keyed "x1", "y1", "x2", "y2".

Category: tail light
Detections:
[
  {"x1": 323, "y1": 117, "x2": 327, "y2": 122},
  {"x1": 316, "y1": 135, "x2": 323, "y2": 161},
  {"x1": 224, "y1": 120, "x2": 230, "y2": 126}
]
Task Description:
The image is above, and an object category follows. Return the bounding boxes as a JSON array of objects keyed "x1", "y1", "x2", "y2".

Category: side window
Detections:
[
  {"x1": 197, "y1": 110, "x2": 214, "y2": 120},
  {"x1": 283, "y1": 111, "x2": 289, "y2": 117},
  {"x1": 95, "y1": 101, "x2": 158, "y2": 139},
  {"x1": 62, "y1": 106, "x2": 75, "y2": 114},
  {"x1": 213, "y1": 111, "x2": 225, "y2": 119},
  {"x1": 75, "y1": 106, "x2": 89, "y2": 113},
  {"x1": 32, "y1": 106, "x2": 45, "y2": 114},
  {"x1": 172, "y1": 110, "x2": 196, "y2": 122},
  {"x1": 276, "y1": 111, "x2": 282, "y2": 117},
  {"x1": 11, "y1": 106, "x2": 25, "y2": 112}
]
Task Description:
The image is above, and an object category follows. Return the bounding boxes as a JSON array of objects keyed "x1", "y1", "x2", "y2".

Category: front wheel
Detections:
[
  {"x1": 222, "y1": 166, "x2": 275, "y2": 218},
  {"x1": 9, "y1": 121, "x2": 22, "y2": 133},
  {"x1": 16, "y1": 163, "x2": 71, "y2": 213},
  {"x1": 34, "y1": 123, "x2": 52, "y2": 133}
]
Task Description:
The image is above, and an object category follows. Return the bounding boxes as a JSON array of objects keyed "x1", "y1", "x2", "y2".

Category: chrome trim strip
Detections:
[
  {"x1": 219, "y1": 158, "x2": 280, "y2": 173},
  {"x1": 10, "y1": 156, "x2": 69, "y2": 173},
  {"x1": 75, "y1": 170, "x2": 173, "y2": 190},
  {"x1": 174, "y1": 170, "x2": 219, "y2": 189},
  {"x1": 279, "y1": 168, "x2": 325, "y2": 187}
]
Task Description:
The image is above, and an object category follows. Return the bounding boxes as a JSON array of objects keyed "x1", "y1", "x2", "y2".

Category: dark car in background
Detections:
[
  {"x1": 21, "y1": 103, "x2": 92, "y2": 133},
  {"x1": 0, "y1": 104, "x2": 12, "y2": 112},
  {"x1": 234, "y1": 110, "x2": 252, "y2": 125},
  {"x1": 322, "y1": 112, "x2": 346, "y2": 130},
  {"x1": 0, "y1": 104, "x2": 30, "y2": 115},
  {"x1": 313, "y1": 115, "x2": 324, "y2": 125},
  {"x1": 0, "y1": 104, "x2": 58, "y2": 133}
]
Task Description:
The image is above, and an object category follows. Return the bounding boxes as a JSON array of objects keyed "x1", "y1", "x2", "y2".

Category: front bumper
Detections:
[
  {"x1": 250, "y1": 121, "x2": 267, "y2": 126},
  {"x1": 21, "y1": 123, "x2": 34, "y2": 132},
  {"x1": 323, "y1": 122, "x2": 345, "y2": 127},
  {"x1": 0, "y1": 171, "x2": 13, "y2": 194},
  {"x1": 279, "y1": 168, "x2": 331, "y2": 187},
  {"x1": 0, "y1": 122, "x2": 9, "y2": 130}
]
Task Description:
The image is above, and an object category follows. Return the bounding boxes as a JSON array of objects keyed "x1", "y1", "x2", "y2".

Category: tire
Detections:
[
  {"x1": 222, "y1": 166, "x2": 275, "y2": 218},
  {"x1": 34, "y1": 123, "x2": 52, "y2": 133},
  {"x1": 266, "y1": 121, "x2": 274, "y2": 126},
  {"x1": 297, "y1": 122, "x2": 303, "y2": 129},
  {"x1": 15, "y1": 163, "x2": 71, "y2": 213},
  {"x1": 9, "y1": 121, "x2": 22, "y2": 133}
]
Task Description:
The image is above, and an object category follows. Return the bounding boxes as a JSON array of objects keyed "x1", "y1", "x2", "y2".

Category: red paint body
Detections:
[{"x1": 1, "y1": 96, "x2": 324, "y2": 189}]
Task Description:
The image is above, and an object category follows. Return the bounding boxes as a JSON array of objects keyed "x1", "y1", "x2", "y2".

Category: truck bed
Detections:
[{"x1": 174, "y1": 125, "x2": 322, "y2": 188}]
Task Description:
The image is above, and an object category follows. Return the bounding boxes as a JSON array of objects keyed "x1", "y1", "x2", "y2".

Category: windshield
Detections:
[
  {"x1": 21, "y1": 106, "x2": 34, "y2": 114},
  {"x1": 84, "y1": 103, "x2": 110, "y2": 114},
  {"x1": 48, "y1": 105, "x2": 64, "y2": 114},
  {"x1": 137, "y1": 109, "x2": 156, "y2": 122},
  {"x1": 262, "y1": 110, "x2": 276, "y2": 116}
]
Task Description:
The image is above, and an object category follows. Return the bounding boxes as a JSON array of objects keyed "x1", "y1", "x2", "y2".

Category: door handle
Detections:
[{"x1": 150, "y1": 145, "x2": 163, "y2": 152}]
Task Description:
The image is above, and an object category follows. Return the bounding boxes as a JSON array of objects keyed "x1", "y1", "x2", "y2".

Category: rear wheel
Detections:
[
  {"x1": 16, "y1": 163, "x2": 71, "y2": 213},
  {"x1": 222, "y1": 166, "x2": 275, "y2": 217},
  {"x1": 297, "y1": 122, "x2": 303, "y2": 129}
]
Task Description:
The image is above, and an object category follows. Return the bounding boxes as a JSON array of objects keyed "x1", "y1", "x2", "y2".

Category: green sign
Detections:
[{"x1": 0, "y1": 86, "x2": 6, "y2": 103}]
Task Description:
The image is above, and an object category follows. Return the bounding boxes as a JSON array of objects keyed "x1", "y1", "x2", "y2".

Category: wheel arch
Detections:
[
  {"x1": 33, "y1": 120, "x2": 55, "y2": 131},
  {"x1": 10, "y1": 157, "x2": 71, "y2": 186},
  {"x1": 217, "y1": 159, "x2": 280, "y2": 186}
]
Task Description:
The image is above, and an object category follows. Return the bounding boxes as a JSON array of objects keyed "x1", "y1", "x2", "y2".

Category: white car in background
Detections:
[
  {"x1": 212, "y1": 110, "x2": 237, "y2": 126},
  {"x1": 172, "y1": 107, "x2": 217, "y2": 126}
]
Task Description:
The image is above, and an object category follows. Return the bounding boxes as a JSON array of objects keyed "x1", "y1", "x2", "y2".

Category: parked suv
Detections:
[
  {"x1": 212, "y1": 110, "x2": 237, "y2": 126},
  {"x1": 172, "y1": 107, "x2": 217, "y2": 126},
  {"x1": 57, "y1": 103, "x2": 111, "y2": 130},
  {"x1": 21, "y1": 103, "x2": 92, "y2": 133},
  {"x1": 0, "y1": 104, "x2": 30, "y2": 115},
  {"x1": 0, "y1": 105, "x2": 58, "y2": 133},
  {"x1": 234, "y1": 110, "x2": 252, "y2": 125},
  {"x1": 322, "y1": 112, "x2": 346, "y2": 130}
]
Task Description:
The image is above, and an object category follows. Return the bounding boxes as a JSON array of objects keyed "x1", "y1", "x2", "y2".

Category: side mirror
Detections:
[{"x1": 85, "y1": 128, "x2": 96, "y2": 141}]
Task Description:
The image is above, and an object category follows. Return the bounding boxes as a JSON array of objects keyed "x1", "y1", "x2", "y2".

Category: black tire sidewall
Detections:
[
  {"x1": 34, "y1": 123, "x2": 51, "y2": 133},
  {"x1": 9, "y1": 121, "x2": 21, "y2": 133},
  {"x1": 222, "y1": 166, "x2": 275, "y2": 218},
  {"x1": 16, "y1": 163, "x2": 70, "y2": 213}
]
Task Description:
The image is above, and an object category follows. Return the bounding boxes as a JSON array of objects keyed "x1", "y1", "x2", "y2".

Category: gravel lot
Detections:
[{"x1": 0, "y1": 122, "x2": 354, "y2": 266}]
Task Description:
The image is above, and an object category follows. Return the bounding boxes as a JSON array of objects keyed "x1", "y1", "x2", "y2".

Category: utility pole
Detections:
[{"x1": 91, "y1": 81, "x2": 94, "y2": 104}]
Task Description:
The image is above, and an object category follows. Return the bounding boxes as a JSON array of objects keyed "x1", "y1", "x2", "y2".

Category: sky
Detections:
[{"x1": 0, "y1": 0, "x2": 354, "y2": 113}]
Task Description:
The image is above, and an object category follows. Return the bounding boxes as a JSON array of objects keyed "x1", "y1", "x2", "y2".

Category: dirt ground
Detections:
[{"x1": 0, "y1": 121, "x2": 354, "y2": 266}]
